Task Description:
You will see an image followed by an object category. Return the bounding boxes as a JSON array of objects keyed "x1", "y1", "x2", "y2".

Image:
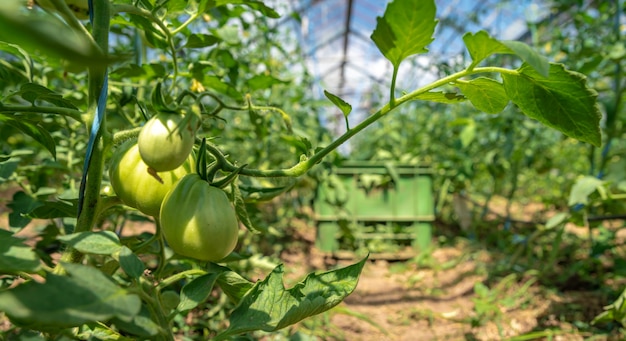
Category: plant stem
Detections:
[
  {"x1": 389, "y1": 65, "x2": 399, "y2": 108},
  {"x1": 157, "y1": 269, "x2": 208, "y2": 290},
  {"x1": 112, "y1": 126, "x2": 142, "y2": 145},
  {"x1": 56, "y1": 0, "x2": 111, "y2": 268},
  {"x1": 210, "y1": 66, "x2": 517, "y2": 179},
  {"x1": 136, "y1": 280, "x2": 174, "y2": 341},
  {"x1": 170, "y1": 12, "x2": 201, "y2": 35},
  {"x1": 154, "y1": 220, "x2": 168, "y2": 279}
]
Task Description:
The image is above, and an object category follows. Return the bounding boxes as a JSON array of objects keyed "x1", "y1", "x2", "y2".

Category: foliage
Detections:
[{"x1": 0, "y1": 0, "x2": 605, "y2": 339}]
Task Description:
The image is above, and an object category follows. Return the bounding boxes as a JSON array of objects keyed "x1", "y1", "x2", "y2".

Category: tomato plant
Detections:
[
  {"x1": 0, "y1": 0, "x2": 604, "y2": 340},
  {"x1": 160, "y1": 173, "x2": 239, "y2": 262},
  {"x1": 138, "y1": 111, "x2": 198, "y2": 172},
  {"x1": 109, "y1": 139, "x2": 194, "y2": 217}
]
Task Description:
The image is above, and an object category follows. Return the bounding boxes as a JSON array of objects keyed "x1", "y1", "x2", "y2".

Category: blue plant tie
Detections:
[{"x1": 77, "y1": 0, "x2": 108, "y2": 217}]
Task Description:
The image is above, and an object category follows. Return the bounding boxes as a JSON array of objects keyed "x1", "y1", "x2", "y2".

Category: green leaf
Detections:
[
  {"x1": 463, "y1": 31, "x2": 549, "y2": 77},
  {"x1": 13, "y1": 83, "x2": 77, "y2": 109},
  {"x1": 0, "y1": 3, "x2": 112, "y2": 68},
  {"x1": 213, "y1": 25, "x2": 240, "y2": 45},
  {"x1": 214, "y1": 256, "x2": 368, "y2": 340},
  {"x1": 177, "y1": 273, "x2": 220, "y2": 311},
  {"x1": 7, "y1": 191, "x2": 41, "y2": 229},
  {"x1": 0, "y1": 229, "x2": 41, "y2": 274},
  {"x1": 463, "y1": 31, "x2": 550, "y2": 77},
  {"x1": 0, "y1": 115, "x2": 56, "y2": 159},
  {"x1": 568, "y1": 176, "x2": 604, "y2": 206},
  {"x1": 185, "y1": 34, "x2": 220, "y2": 48},
  {"x1": 0, "y1": 41, "x2": 32, "y2": 77},
  {"x1": 0, "y1": 263, "x2": 141, "y2": 330},
  {"x1": 324, "y1": 90, "x2": 352, "y2": 129},
  {"x1": 57, "y1": 231, "x2": 122, "y2": 255},
  {"x1": 324, "y1": 90, "x2": 352, "y2": 117},
  {"x1": 0, "y1": 157, "x2": 20, "y2": 179},
  {"x1": 111, "y1": 63, "x2": 166, "y2": 80},
  {"x1": 412, "y1": 91, "x2": 466, "y2": 103},
  {"x1": 545, "y1": 212, "x2": 568, "y2": 229},
  {"x1": 165, "y1": 0, "x2": 188, "y2": 13},
  {"x1": 150, "y1": 82, "x2": 177, "y2": 112},
  {"x1": 230, "y1": 181, "x2": 264, "y2": 233},
  {"x1": 126, "y1": 14, "x2": 168, "y2": 49},
  {"x1": 110, "y1": 305, "x2": 159, "y2": 338},
  {"x1": 215, "y1": 270, "x2": 254, "y2": 305},
  {"x1": 473, "y1": 282, "x2": 490, "y2": 298},
  {"x1": 117, "y1": 246, "x2": 145, "y2": 279},
  {"x1": 502, "y1": 63, "x2": 602, "y2": 146},
  {"x1": 463, "y1": 31, "x2": 511, "y2": 66},
  {"x1": 215, "y1": 0, "x2": 280, "y2": 18},
  {"x1": 501, "y1": 40, "x2": 550, "y2": 78},
  {"x1": 238, "y1": 176, "x2": 296, "y2": 203},
  {"x1": 27, "y1": 200, "x2": 77, "y2": 219},
  {"x1": 370, "y1": 0, "x2": 437, "y2": 68},
  {"x1": 456, "y1": 78, "x2": 509, "y2": 114},
  {"x1": 247, "y1": 75, "x2": 288, "y2": 91},
  {"x1": 460, "y1": 122, "x2": 476, "y2": 148},
  {"x1": 203, "y1": 75, "x2": 243, "y2": 100}
]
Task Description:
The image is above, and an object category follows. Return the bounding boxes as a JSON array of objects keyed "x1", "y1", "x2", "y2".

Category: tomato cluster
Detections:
[
  {"x1": 108, "y1": 112, "x2": 239, "y2": 262},
  {"x1": 108, "y1": 140, "x2": 194, "y2": 217}
]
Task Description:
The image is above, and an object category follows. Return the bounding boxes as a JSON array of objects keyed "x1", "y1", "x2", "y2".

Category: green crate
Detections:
[{"x1": 314, "y1": 162, "x2": 434, "y2": 254}]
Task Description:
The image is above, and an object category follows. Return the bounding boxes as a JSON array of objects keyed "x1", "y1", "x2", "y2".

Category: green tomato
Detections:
[
  {"x1": 160, "y1": 174, "x2": 239, "y2": 262},
  {"x1": 138, "y1": 112, "x2": 197, "y2": 172},
  {"x1": 109, "y1": 140, "x2": 194, "y2": 217}
]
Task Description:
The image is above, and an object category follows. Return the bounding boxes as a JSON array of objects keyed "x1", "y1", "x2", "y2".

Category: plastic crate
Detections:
[{"x1": 314, "y1": 161, "x2": 434, "y2": 254}]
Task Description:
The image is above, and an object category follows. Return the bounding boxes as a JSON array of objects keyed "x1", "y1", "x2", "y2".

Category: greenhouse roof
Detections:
[{"x1": 267, "y1": 0, "x2": 550, "y2": 130}]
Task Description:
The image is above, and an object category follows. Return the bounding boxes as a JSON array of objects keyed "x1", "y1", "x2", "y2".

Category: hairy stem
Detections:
[
  {"x1": 157, "y1": 269, "x2": 208, "y2": 291},
  {"x1": 212, "y1": 66, "x2": 518, "y2": 179},
  {"x1": 389, "y1": 64, "x2": 399, "y2": 108},
  {"x1": 56, "y1": 0, "x2": 111, "y2": 267}
]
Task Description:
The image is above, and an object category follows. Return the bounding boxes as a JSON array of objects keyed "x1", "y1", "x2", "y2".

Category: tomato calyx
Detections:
[
  {"x1": 196, "y1": 137, "x2": 246, "y2": 189},
  {"x1": 147, "y1": 167, "x2": 164, "y2": 184}
]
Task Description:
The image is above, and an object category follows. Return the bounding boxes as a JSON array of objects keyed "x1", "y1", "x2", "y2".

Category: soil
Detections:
[
  {"x1": 274, "y1": 198, "x2": 622, "y2": 341},
  {"x1": 279, "y1": 242, "x2": 588, "y2": 341}
]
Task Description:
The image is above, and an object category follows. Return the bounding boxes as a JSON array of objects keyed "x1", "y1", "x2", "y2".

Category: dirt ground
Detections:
[
  {"x1": 273, "y1": 197, "x2": 623, "y2": 341},
  {"x1": 278, "y1": 238, "x2": 614, "y2": 341}
]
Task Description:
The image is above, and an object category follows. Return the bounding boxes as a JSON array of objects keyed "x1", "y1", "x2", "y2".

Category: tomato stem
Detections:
[
  {"x1": 197, "y1": 138, "x2": 210, "y2": 180},
  {"x1": 112, "y1": 126, "x2": 142, "y2": 145},
  {"x1": 211, "y1": 164, "x2": 248, "y2": 188},
  {"x1": 55, "y1": 0, "x2": 111, "y2": 269},
  {"x1": 154, "y1": 220, "x2": 168, "y2": 280},
  {"x1": 156, "y1": 269, "x2": 209, "y2": 291},
  {"x1": 205, "y1": 66, "x2": 518, "y2": 179}
]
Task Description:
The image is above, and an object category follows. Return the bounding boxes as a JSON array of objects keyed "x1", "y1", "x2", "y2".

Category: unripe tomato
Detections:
[
  {"x1": 109, "y1": 140, "x2": 194, "y2": 217},
  {"x1": 160, "y1": 174, "x2": 239, "y2": 262},
  {"x1": 138, "y1": 112, "x2": 197, "y2": 172}
]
